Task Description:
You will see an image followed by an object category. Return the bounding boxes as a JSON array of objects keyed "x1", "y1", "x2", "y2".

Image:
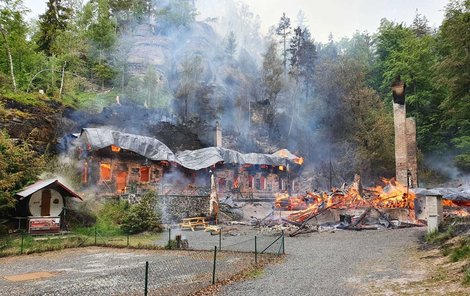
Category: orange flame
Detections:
[
  {"x1": 111, "y1": 145, "x2": 121, "y2": 152},
  {"x1": 283, "y1": 178, "x2": 418, "y2": 223}
]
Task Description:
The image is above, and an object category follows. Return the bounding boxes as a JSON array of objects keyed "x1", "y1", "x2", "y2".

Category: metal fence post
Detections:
[
  {"x1": 144, "y1": 261, "x2": 149, "y2": 296},
  {"x1": 20, "y1": 231, "x2": 25, "y2": 254},
  {"x1": 281, "y1": 230, "x2": 285, "y2": 255},
  {"x1": 218, "y1": 228, "x2": 222, "y2": 250},
  {"x1": 254, "y1": 236, "x2": 257, "y2": 265},
  {"x1": 212, "y1": 246, "x2": 217, "y2": 284},
  {"x1": 94, "y1": 226, "x2": 97, "y2": 245},
  {"x1": 168, "y1": 228, "x2": 171, "y2": 250}
]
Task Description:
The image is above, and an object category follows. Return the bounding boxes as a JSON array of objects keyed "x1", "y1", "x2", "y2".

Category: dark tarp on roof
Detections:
[{"x1": 80, "y1": 128, "x2": 177, "y2": 162}]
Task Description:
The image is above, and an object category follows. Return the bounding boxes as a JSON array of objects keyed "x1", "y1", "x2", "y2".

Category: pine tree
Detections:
[
  {"x1": 276, "y1": 12, "x2": 291, "y2": 78},
  {"x1": 225, "y1": 31, "x2": 237, "y2": 58},
  {"x1": 37, "y1": 0, "x2": 71, "y2": 56}
]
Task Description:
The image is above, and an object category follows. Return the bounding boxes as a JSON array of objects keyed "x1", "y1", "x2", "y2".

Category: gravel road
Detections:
[{"x1": 219, "y1": 227, "x2": 424, "y2": 296}]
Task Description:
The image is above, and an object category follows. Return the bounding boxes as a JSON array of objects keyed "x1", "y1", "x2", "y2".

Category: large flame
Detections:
[{"x1": 279, "y1": 178, "x2": 418, "y2": 223}]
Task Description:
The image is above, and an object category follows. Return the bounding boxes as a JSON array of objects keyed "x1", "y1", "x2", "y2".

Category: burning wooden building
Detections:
[{"x1": 75, "y1": 128, "x2": 303, "y2": 199}]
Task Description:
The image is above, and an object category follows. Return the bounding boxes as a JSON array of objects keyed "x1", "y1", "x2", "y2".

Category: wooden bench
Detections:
[{"x1": 179, "y1": 217, "x2": 208, "y2": 231}]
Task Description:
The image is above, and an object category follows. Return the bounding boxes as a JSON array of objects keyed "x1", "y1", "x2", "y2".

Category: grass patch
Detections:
[
  {"x1": 63, "y1": 90, "x2": 119, "y2": 111},
  {"x1": 450, "y1": 237, "x2": 470, "y2": 262},
  {"x1": 464, "y1": 268, "x2": 470, "y2": 285},
  {"x1": 245, "y1": 267, "x2": 264, "y2": 279},
  {"x1": 0, "y1": 91, "x2": 49, "y2": 107},
  {"x1": 0, "y1": 231, "x2": 161, "y2": 257},
  {"x1": 425, "y1": 225, "x2": 455, "y2": 245}
]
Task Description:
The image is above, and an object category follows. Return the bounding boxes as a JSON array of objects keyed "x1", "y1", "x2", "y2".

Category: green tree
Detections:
[
  {"x1": 262, "y1": 41, "x2": 283, "y2": 104},
  {"x1": 121, "y1": 191, "x2": 161, "y2": 234},
  {"x1": 175, "y1": 55, "x2": 203, "y2": 120},
  {"x1": 155, "y1": 0, "x2": 196, "y2": 32},
  {"x1": 436, "y1": 0, "x2": 470, "y2": 172},
  {"x1": 276, "y1": 12, "x2": 291, "y2": 77},
  {"x1": 0, "y1": 0, "x2": 39, "y2": 92},
  {"x1": 37, "y1": 0, "x2": 71, "y2": 56},
  {"x1": 225, "y1": 31, "x2": 237, "y2": 58},
  {"x1": 0, "y1": 131, "x2": 45, "y2": 218}
]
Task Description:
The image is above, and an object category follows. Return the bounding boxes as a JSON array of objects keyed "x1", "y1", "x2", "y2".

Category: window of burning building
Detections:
[
  {"x1": 100, "y1": 163, "x2": 112, "y2": 181},
  {"x1": 260, "y1": 176, "x2": 266, "y2": 190},
  {"x1": 248, "y1": 176, "x2": 254, "y2": 188},
  {"x1": 140, "y1": 167, "x2": 150, "y2": 182},
  {"x1": 218, "y1": 178, "x2": 226, "y2": 192},
  {"x1": 279, "y1": 178, "x2": 286, "y2": 190},
  {"x1": 255, "y1": 178, "x2": 261, "y2": 190}
]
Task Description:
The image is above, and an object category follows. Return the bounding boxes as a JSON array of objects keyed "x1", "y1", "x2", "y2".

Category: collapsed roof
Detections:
[
  {"x1": 79, "y1": 128, "x2": 301, "y2": 170},
  {"x1": 414, "y1": 187, "x2": 470, "y2": 201}
]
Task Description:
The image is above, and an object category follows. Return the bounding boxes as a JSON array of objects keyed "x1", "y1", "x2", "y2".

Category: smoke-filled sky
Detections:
[{"x1": 24, "y1": 0, "x2": 448, "y2": 42}]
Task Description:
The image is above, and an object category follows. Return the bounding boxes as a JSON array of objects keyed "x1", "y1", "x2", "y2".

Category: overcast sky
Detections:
[{"x1": 24, "y1": 0, "x2": 449, "y2": 42}]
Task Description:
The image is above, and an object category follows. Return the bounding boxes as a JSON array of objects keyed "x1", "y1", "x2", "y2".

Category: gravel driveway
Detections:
[{"x1": 219, "y1": 227, "x2": 424, "y2": 296}]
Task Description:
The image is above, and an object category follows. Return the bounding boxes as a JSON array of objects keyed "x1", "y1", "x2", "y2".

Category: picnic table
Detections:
[{"x1": 179, "y1": 217, "x2": 209, "y2": 231}]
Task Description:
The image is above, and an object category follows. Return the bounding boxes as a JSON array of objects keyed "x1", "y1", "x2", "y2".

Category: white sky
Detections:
[{"x1": 24, "y1": 0, "x2": 449, "y2": 42}]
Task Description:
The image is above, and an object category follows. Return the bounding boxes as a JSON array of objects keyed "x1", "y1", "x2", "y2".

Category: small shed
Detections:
[{"x1": 15, "y1": 179, "x2": 82, "y2": 234}]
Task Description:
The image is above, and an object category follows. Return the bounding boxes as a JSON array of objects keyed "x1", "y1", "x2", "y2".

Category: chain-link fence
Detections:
[{"x1": 0, "y1": 230, "x2": 284, "y2": 295}]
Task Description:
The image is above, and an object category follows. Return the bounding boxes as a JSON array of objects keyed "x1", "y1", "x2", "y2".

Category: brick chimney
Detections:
[
  {"x1": 214, "y1": 121, "x2": 222, "y2": 147},
  {"x1": 392, "y1": 76, "x2": 418, "y2": 187}
]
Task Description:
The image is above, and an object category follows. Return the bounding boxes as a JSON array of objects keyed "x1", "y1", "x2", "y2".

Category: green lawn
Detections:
[{"x1": 0, "y1": 231, "x2": 161, "y2": 257}]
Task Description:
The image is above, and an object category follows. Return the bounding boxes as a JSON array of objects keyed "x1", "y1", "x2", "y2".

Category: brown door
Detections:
[
  {"x1": 116, "y1": 171, "x2": 128, "y2": 194},
  {"x1": 41, "y1": 189, "x2": 51, "y2": 216}
]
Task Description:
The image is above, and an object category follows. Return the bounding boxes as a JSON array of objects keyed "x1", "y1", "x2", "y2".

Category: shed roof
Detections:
[{"x1": 15, "y1": 179, "x2": 82, "y2": 200}]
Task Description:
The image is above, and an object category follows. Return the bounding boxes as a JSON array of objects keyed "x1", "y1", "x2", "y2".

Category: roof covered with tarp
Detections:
[
  {"x1": 80, "y1": 128, "x2": 177, "y2": 162},
  {"x1": 176, "y1": 147, "x2": 293, "y2": 170},
  {"x1": 78, "y1": 128, "x2": 302, "y2": 170},
  {"x1": 414, "y1": 187, "x2": 470, "y2": 201},
  {"x1": 15, "y1": 179, "x2": 82, "y2": 200}
]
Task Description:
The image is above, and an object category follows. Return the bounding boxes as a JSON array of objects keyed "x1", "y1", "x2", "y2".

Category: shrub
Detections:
[
  {"x1": 96, "y1": 200, "x2": 129, "y2": 235},
  {"x1": 425, "y1": 225, "x2": 455, "y2": 245},
  {"x1": 121, "y1": 191, "x2": 161, "y2": 234}
]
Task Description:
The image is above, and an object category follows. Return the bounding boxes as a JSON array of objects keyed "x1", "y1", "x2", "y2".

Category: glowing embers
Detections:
[
  {"x1": 111, "y1": 145, "x2": 121, "y2": 152},
  {"x1": 281, "y1": 178, "x2": 417, "y2": 224},
  {"x1": 294, "y1": 157, "x2": 304, "y2": 165},
  {"x1": 100, "y1": 163, "x2": 112, "y2": 181}
]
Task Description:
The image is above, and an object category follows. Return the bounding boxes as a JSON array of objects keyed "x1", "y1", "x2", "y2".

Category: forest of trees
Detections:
[{"x1": 0, "y1": 0, "x2": 469, "y2": 190}]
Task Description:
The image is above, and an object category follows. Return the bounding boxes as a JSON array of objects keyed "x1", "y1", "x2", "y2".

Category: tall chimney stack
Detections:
[
  {"x1": 392, "y1": 75, "x2": 418, "y2": 187},
  {"x1": 214, "y1": 121, "x2": 222, "y2": 147}
]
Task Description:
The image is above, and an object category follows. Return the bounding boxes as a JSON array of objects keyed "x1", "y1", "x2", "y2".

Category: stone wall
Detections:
[{"x1": 157, "y1": 195, "x2": 210, "y2": 224}]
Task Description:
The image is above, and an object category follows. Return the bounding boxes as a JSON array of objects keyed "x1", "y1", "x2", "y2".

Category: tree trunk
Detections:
[
  {"x1": 59, "y1": 61, "x2": 67, "y2": 98},
  {"x1": 0, "y1": 26, "x2": 17, "y2": 92}
]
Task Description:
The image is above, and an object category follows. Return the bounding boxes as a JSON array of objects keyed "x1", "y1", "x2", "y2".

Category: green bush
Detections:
[
  {"x1": 96, "y1": 200, "x2": 129, "y2": 235},
  {"x1": 121, "y1": 191, "x2": 162, "y2": 234}
]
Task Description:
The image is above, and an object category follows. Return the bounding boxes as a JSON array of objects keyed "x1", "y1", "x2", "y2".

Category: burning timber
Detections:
[{"x1": 252, "y1": 178, "x2": 470, "y2": 237}]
